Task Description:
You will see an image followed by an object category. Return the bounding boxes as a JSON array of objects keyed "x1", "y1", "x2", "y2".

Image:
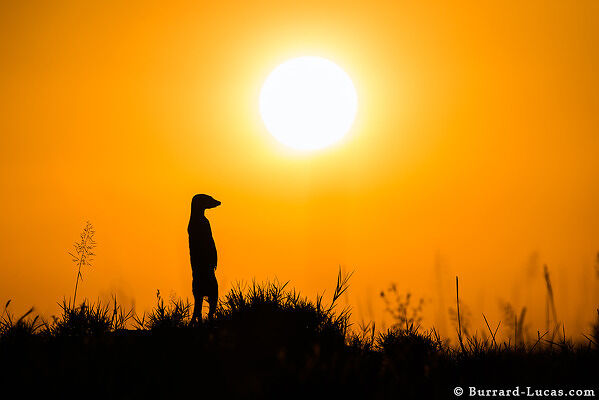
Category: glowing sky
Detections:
[{"x1": 0, "y1": 1, "x2": 598, "y2": 337}]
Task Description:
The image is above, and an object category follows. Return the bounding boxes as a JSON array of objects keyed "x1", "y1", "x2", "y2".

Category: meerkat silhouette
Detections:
[{"x1": 188, "y1": 194, "x2": 221, "y2": 324}]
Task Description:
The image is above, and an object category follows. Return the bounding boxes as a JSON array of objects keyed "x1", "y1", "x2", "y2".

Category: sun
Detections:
[{"x1": 259, "y1": 56, "x2": 358, "y2": 151}]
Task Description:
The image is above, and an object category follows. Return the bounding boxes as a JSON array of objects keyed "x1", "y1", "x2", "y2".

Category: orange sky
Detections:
[{"x1": 1, "y1": 1, "x2": 598, "y2": 339}]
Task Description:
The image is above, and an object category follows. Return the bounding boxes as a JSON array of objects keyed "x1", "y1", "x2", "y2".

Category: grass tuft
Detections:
[
  {"x1": 134, "y1": 290, "x2": 191, "y2": 330},
  {"x1": 49, "y1": 296, "x2": 133, "y2": 336}
]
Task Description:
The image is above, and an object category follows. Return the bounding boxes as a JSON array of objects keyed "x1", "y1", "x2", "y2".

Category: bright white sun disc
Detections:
[{"x1": 259, "y1": 56, "x2": 358, "y2": 150}]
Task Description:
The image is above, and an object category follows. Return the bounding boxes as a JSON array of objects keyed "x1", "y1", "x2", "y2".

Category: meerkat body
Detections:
[{"x1": 188, "y1": 194, "x2": 221, "y2": 324}]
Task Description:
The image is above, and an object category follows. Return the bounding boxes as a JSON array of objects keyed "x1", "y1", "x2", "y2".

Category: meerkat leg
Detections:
[
  {"x1": 207, "y1": 283, "x2": 218, "y2": 320},
  {"x1": 191, "y1": 296, "x2": 203, "y2": 325}
]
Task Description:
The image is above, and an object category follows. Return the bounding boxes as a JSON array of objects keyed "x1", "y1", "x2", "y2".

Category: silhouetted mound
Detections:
[{"x1": 1, "y1": 282, "x2": 598, "y2": 400}]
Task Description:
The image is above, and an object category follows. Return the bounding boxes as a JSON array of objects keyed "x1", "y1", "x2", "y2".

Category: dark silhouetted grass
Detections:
[
  {"x1": 0, "y1": 300, "x2": 45, "y2": 341},
  {"x1": 68, "y1": 221, "x2": 96, "y2": 309},
  {"x1": 0, "y1": 271, "x2": 598, "y2": 399},
  {"x1": 133, "y1": 290, "x2": 191, "y2": 330},
  {"x1": 47, "y1": 296, "x2": 133, "y2": 337}
]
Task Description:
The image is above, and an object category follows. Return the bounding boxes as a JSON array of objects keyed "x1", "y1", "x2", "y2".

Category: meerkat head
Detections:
[{"x1": 192, "y1": 194, "x2": 221, "y2": 210}]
